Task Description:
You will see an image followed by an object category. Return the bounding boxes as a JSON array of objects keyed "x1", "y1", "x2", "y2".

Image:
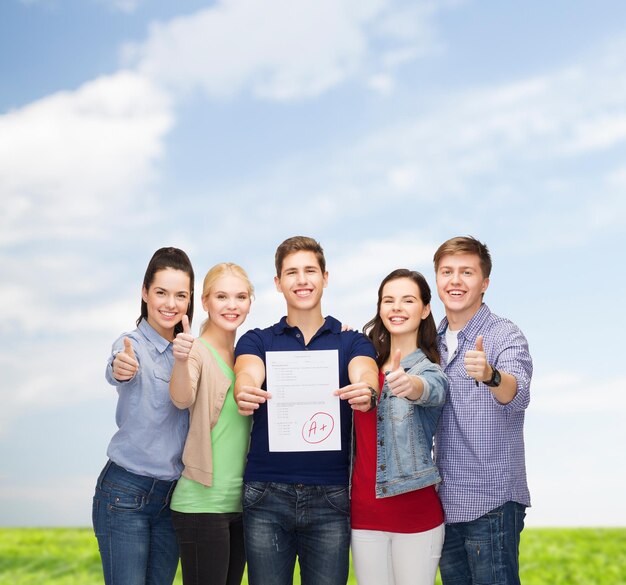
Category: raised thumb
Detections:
[
  {"x1": 391, "y1": 349, "x2": 402, "y2": 371},
  {"x1": 182, "y1": 314, "x2": 191, "y2": 335},
  {"x1": 123, "y1": 337, "x2": 135, "y2": 357}
]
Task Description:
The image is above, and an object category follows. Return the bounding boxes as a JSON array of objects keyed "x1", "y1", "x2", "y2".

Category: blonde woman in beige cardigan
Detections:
[{"x1": 169, "y1": 263, "x2": 254, "y2": 585}]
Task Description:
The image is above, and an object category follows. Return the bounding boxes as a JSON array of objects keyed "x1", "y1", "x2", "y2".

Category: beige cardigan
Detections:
[{"x1": 170, "y1": 339, "x2": 233, "y2": 487}]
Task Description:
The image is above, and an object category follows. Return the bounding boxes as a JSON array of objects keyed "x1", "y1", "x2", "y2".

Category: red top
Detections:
[{"x1": 350, "y1": 371, "x2": 444, "y2": 532}]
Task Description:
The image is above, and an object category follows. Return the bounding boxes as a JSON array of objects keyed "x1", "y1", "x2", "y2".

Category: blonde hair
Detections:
[{"x1": 199, "y1": 262, "x2": 254, "y2": 334}]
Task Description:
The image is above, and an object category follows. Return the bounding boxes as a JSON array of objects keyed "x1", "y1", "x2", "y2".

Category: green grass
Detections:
[{"x1": 0, "y1": 527, "x2": 624, "y2": 584}]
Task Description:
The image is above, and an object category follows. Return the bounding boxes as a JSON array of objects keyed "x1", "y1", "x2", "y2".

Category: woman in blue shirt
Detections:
[{"x1": 92, "y1": 247, "x2": 195, "y2": 585}]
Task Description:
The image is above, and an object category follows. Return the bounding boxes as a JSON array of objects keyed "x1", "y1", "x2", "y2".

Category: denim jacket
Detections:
[{"x1": 375, "y1": 349, "x2": 448, "y2": 498}]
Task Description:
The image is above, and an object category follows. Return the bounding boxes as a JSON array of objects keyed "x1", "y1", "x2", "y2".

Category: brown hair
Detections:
[
  {"x1": 138, "y1": 247, "x2": 194, "y2": 335},
  {"x1": 363, "y1": 269, "x2": 440, "y2": 368},
  {"x1": 274, "y1": 236, "x2": 326, "y2": 277},
  {"x1": 433, "y1": 236, "x2": 492, "y2": 278}
]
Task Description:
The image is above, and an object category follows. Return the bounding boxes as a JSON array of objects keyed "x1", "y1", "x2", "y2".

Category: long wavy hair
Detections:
[{"x1": 363, "y1": 269, "x2": 440, "y2": 368}]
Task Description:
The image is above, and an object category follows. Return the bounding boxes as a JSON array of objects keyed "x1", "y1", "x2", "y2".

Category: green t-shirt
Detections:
[{"x1": 170, "y1": 340, "x2": 251, "y2": 513}]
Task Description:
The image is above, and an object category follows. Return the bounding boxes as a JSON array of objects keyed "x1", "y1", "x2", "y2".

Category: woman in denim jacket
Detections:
[{"x1": 351, "y1": 269, "x2": 448, "y2": 585}]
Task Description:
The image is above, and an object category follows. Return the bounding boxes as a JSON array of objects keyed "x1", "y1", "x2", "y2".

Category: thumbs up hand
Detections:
[
  {"x1": 112, "y1": 337, "x2": 139, "y2": 381},
  {"x1": 386, "y1": 349, "x2": 416, "y2": 399},
  {"x1": 464, "y1": 335, "x2": 491, "y2": 383},
  {"x1": 173, "y1": 315, "x2": 194, "y2": 362}
]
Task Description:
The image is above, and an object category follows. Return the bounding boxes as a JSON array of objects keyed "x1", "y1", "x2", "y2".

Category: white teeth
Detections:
[{"x1": 295, "y1": 290, "x2": 311, "y2": 297}]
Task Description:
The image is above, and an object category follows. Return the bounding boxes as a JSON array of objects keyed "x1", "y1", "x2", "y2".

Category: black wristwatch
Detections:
[
  {"x1": 484, "y1": 365, "x2": 501, "y2": 388},
  {"x1": 367, "y1": 386, "x2": 379, "y2": 410}
]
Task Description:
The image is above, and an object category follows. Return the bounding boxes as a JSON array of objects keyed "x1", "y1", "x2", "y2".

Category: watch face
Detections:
[{"x1": 370, "y1": 387, "x2": 378, "y2": 408}]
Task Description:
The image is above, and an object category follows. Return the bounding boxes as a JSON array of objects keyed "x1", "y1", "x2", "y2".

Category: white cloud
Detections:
[
  {"x1": 124, "y1": 0, "x2": 444, "y2": 101},
  {"x1": 98, "y1": 0, "x2": 143, "y2": 13},
  {"x1": 0, "y1": 475, "x2": 100, "y2": 527},
  {"x1": 165, "y1": 33, "x2": 626, "y2": 251},
  {"x1": 531, "y1": 371, "x2": 626, "y2": 414},
  {"x1": 367, "y1": 73, "x2": 396, "y2": 96},
  {"x1": 606, "y1": 166, "x2": 626, "y2": 188},
  {"x1": 364, "y1": 50, "x2": 626, "y2": 171},
  {"x1": 527, "y1": 474, "x2": 626, "y2": 527},
  {"x1": 0, "y1": 336, "x2": 115, "y2": 437},
  {"x1": 324, "y1": 234, "x2": 437, "y2": 327},
  {"x1": 566, "y1": 114, "x2": 626, "y2": 154},
  {"x1": 0, "y1": 70, "x2": 173, "y2": 245}
]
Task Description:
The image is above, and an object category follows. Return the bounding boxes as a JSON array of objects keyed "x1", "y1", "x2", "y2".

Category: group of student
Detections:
[{"x1": 92, "y1": 235, "x2": 533, "y2": 585}]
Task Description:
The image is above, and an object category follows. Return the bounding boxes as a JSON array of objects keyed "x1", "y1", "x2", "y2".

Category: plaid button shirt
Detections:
[{"x1": 434, "y1": 304, "x2": 533, "y2": 523}]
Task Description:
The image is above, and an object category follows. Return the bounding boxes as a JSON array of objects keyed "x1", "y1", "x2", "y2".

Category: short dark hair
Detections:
[
  {"x1": 274, "y1": 236, "x2": 326, "y2": 276},
  {"x1": 138, "y1": 247, "x2": 195, "y2": 335},
  {"x1": 433, "y1": 236, "x2": 492, "y2": 278}
]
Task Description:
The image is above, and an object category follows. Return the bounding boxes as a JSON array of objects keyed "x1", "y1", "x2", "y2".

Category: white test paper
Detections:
[{"x1": 265, "y1": 350, "x2": 341, "y2": 452}]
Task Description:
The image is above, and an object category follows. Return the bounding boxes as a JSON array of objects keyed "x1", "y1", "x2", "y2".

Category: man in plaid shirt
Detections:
[{"x1": 433, "y1": 236, "x2": 533, "y2": 585}]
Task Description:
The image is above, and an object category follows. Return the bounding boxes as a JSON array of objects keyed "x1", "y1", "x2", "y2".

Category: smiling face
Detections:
[
  {"x1": 436, "y1": 253, "x2": 489, "y2": 328},
  {"x1": 380, "y1": 277, "x2": 431, "y2": 340},
  {"x1": 202, "y1": 273, "x2": 252, "y2": 332},
  {"x1": 274, "y1": 250, "x2": 328, "y2": 313},
  {"x1": 142, "y1": 268, "x2": 191, "y2": 340}
]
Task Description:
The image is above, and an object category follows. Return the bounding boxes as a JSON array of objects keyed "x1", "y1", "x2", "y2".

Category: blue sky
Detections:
[{"x1": 1, "y1": 0, "x2": 625, "y2": 527}]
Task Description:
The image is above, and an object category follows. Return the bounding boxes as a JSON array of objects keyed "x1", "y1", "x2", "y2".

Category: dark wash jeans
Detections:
[
  {"x1": 242, "y1": 481, "x2": 350, "y2": 585},
  {"x1": 171, "y1": 510, "x2": 246, "y2": 585},
  {"x1": 92, "y1": 460, "x2": 179, "y2": 585},
  {"x1": 439, "y1": 501, "x2": 526, "y2": 585}
]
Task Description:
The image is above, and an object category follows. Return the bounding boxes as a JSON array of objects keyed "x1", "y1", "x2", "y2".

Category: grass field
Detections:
[{"x1": 0, "y1": 527, "x2": 624, "y2": 584}]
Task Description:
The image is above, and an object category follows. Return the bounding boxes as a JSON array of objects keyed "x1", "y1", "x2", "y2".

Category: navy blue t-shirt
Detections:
[{"x1": 235, "y1": 315, "x2": 376, "y2": 485}]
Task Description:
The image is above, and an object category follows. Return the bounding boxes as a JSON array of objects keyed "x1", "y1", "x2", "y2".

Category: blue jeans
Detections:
[
  {"x1": 92, "y1": 460, "x2": 179, "y2": 585},
  {"x1": 242, "y1": 481, "x2": 350, "y2": 585},
  {"x1": 439, "y1": 501, "x2": 526, "y2": 585}
]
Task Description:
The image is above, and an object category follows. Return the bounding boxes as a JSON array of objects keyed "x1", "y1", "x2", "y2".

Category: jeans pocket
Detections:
[
  {"x1": 464, "y1": 508, "x2": 504, "y2": 585},
  {"x1": 465, "y1": 536, "x2": 497, "y2": 585},
  {"x1": 242, "y1": 481, "x2": 268, "y2": 509},
  {"x1": 323, "y1": 485, "x2": 349, "y2": 516},
  {"x1": 107, "y1": 486, "x2": 145, "y2": 513}
]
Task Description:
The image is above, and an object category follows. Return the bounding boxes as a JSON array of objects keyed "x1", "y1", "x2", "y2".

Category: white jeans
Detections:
[{"x1": 351, "y1": 524, "x2": 444, "y2": 585}]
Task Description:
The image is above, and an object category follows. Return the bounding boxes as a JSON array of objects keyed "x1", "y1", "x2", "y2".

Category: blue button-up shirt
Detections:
[
  {"x1": 434, "y1": 304, "x2": 532, "y2": 523},
  {"x1": 105, "y1": 319, "x2": 189, "y2": 481},
  {"x1": 235, "y1": 315, "x2": 376, "y2": 485}
]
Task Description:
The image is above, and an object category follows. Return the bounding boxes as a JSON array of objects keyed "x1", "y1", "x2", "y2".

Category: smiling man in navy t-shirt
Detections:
[{"x1": 234, "y1": 236, "x2": 378, "y2": 585}]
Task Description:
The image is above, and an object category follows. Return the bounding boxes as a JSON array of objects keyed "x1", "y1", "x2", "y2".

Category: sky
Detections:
[{"x1": 1, "y1": 0, "x2": 625, "y2": 528}]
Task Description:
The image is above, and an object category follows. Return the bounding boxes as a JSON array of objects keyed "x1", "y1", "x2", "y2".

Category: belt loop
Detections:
[
  {"x1": 96, "y1": 459, "x2": 114, "y2": 489},
  {"x1": 165, "y1": 479, "x2": 178, "y2": 504}
]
